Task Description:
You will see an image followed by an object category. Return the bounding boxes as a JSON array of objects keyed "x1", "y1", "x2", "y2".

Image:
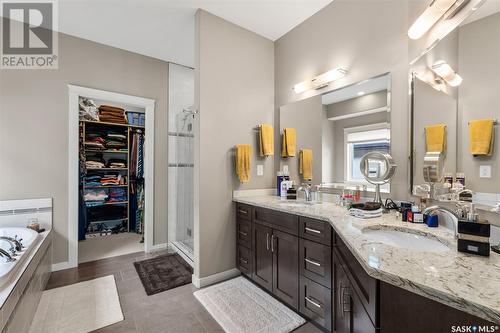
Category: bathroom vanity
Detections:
[{"x1": 234, "y1": 196, "x2": 499, "y2": 332}]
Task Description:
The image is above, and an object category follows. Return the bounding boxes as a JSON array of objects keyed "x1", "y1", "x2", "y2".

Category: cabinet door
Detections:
[
  {"x1": 335, "y1": 263, "x2": 351, "y2": 333},
  {"x1": 272, "y1": 229, "x2": 299, "y2": 310},
  {"x1": 252, "y1": 223, "x2": 273, "y2": 291},
  {"x1": 351, "y1": 286, "x2": 376, "y2": 333}
]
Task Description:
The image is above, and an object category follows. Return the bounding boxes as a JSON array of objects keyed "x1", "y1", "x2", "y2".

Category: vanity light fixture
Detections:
[
  {"x1": 293, "y1": 67, "x2": 348, "y2": 94},
  {"x1": 431, "y1": 60, "x2": 463, "y2": 87},
  {"x1": 357, "y1": 91, "x2": 366, "y2": 96},
  {"x1": 408, "y1": 0, "x2": 458, "y2": 40}
]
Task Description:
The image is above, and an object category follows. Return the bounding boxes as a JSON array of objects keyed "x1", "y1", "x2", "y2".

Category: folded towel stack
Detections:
[
  {"x1": 236, "y1": 144, "x2": 251, "y2": 183},
  {"x1": 281, "y1": 128, "x2": 296, "y2": 157},
  {"x1": 259, "y1": 124, "x2": 274, "y2": 156},
  {"x1": 469, "y1": 119, "x2": 494, "y2": 156},
  {"x1": 99, "y1": 105, "x2": 127, "y2": 124},
  {"x1": 299, "y1": 149, "x2": 313, "y2": 180},
  {"x1": 79, "y1": 97, "x2": 99, "y2": 121},
  {"x1": 425, "y1": 124, "x2": 446, "y2": 153},
  {"x1": 349, "y1": 208, "x2": 383, "y2": 219}
]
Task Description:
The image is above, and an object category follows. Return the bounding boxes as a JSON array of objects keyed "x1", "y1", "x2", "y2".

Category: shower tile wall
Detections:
[{"x1": 168, "y1": 63, "x2": 195, "y2": 253}]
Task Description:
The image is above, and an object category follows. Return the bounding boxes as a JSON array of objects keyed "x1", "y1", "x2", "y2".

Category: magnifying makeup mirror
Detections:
[{"x1": 360, "y1": 152, "x2": 397, "y2": 205}]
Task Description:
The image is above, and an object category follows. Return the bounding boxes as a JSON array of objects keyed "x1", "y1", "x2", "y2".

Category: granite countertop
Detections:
[{"x1": 233, "y1": 195, "x2": 500, "y2": 324}]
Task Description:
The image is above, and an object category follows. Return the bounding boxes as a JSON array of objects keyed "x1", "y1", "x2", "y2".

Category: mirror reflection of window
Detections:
[{"x1": 345, "y1": 125, "x2": 390, "y2": 182}]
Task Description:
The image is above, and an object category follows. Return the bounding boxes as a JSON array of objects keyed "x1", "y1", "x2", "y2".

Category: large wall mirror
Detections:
[
  {"x1": 410, "y1": 1, "x2": 500, "y2": 210},
  {"x1": 280, "y1": 73, "x2": 392, "y2": 193}
]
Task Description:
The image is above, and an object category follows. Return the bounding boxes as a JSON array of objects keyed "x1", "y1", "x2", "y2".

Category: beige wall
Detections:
[
  {"x1": 0, "y1": 32, "x2": 169, "y2": 264},
  {"x1": 457, "y1": 12, "x2": 500, "y2": 192},
  {"x1": 195, "y1": 10, "x2": 274, "y2": 278},
  {"x1": 275, "y1": 0, "x2": 410, "y2": 198}
]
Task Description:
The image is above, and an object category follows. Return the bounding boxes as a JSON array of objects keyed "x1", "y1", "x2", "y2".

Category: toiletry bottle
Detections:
[
  {"x1": 456, "y1": 172, "x2": 466, "y2": 186},
  {"x1": 314, "y1": 185, "x2": 323, "y2": 204},
  {"x1": 354, "y1": 186, "x2": 361, "y2": 202},
  {"x1": 443, "y1": 173, "x2": 453, "y2": 187},
  {"x1": 277, "y1": 171, "x2": 284, "y2": 197}
]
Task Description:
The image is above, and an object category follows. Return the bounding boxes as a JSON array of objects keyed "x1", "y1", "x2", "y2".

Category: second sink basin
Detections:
[{"x1": 362, "y1": 228, "x2": 450, "y2": 253}]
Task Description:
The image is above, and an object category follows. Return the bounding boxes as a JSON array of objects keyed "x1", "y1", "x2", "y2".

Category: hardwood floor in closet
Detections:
[{"x1": 46, "y1": 251, "x2": 321, "y2": 333}]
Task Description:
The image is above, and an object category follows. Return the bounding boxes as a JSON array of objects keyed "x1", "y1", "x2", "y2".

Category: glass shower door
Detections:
[{"x1": 168, "y1": 63, "x2": 195, "y2": 264}]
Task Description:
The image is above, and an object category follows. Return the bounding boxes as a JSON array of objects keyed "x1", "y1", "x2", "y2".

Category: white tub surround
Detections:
[
  {"x1": 233, "y1": 195, "x2": 500, "y2": 324},
  {"x1": 0, "y1": 198, "x2": 53, "y2": 331}
]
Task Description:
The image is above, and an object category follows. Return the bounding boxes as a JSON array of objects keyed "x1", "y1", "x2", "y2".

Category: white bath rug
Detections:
[
  {"x1": 29, "y1": 275, "x2": 124, "y2": 333},
  {"x1": 193, "y1": 276, "x2": 306, "y2": 333}
]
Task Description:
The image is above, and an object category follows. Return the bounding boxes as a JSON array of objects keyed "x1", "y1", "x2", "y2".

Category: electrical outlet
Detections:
[
  {"x1": 257, "y1": 165, "x2": 264, "y2": 176},
  {"x1": 480, "y1": 165, "x2": 491, "y2": 178},
  {"x1": 283, "y1": 165, "x2": 289, "y2": 174}
]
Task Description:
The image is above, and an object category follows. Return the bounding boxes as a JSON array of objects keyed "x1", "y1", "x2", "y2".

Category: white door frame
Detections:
[{"x1": 66, "y1": 84, "x2": 155, "y2": 269}]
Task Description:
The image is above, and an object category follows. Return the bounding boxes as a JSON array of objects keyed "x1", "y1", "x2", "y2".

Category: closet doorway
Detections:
[{"x1": 67, "y1": 85, "x2": 155, "y2": 269}]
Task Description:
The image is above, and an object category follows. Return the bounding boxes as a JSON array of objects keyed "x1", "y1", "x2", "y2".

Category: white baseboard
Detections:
[
  {"x1": 51, "y1": 261, "x2": 75, "y2": 272},
  {"x1": 149, "y1": 243, "x2": 169, "y2": 252},
  {"x1": 192, "y1": 268, "x2": 240, "y2": 288}
]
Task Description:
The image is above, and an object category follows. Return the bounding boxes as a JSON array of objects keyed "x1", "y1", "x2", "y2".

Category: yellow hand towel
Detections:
[
  {"x1": 236, "y1": 144, "x2": 252, "y2": 183},
  {"x1": 469, "y1": 119, "x2": 494, "y2": 156},
  {"x1": 425, "y1": 124, "x2": 446, "y2": 153},
  {"x1": 299, "y1": 149, "x2": 313, "y2": 180},
  {"x1": 259, "y1": 124, "x2": 274, "y2": 156},
  {"x1": 281, "y1": 128, "x2": 296, "y2": 157}
]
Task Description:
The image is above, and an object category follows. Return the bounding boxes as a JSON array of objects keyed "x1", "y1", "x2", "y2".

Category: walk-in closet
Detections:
[{"x1": 78, "y1": 96, "x2": 147, "y2": 263}]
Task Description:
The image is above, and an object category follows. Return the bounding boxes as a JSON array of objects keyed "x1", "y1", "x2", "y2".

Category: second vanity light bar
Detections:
[
  {"x1": 431, "y1": 60, "x2": 463, "y2": 87},
  {"x1": 408, "y1": 0, "x2": 462, "y2": 40},
  {"x1": 293, "y1": 67, "x2": 348, "y2": 94}
]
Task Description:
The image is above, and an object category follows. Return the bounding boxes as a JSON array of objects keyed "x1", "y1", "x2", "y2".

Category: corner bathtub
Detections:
[{"x1": 0, "y1": 227, "x2": 40, "y2": 287}]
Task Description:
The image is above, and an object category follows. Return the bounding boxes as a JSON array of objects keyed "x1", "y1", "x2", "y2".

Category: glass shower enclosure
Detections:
[{"x1": 168, "y1": 63, "x2": 195, "y2": 265}]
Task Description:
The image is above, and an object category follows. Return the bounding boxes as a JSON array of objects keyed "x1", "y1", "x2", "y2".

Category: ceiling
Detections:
[
  {"x1": 322, "y1": 74, "x2": 390, "y2": 105},
  {"x1": 57, "y1": 0, "x2": 333, "y2": 67},
  {"x1": 461, "y1": 0, "x2": 500, "y2": 26}
]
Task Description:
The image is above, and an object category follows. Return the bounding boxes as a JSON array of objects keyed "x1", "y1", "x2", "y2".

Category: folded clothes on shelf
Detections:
[
  {"x1": 84, "y1": 189, "x2": 108, "y2": 202},
  {"x1": 108, "y1": 158, "x2": 126, "y2": 168},
  {"x1": 108, "y1": 188, "x2": 127, "y2": 202},
  {"x1": 99, "y1": 105, "x2": 127, "y2": 124},
  {"x1": 101, "y1": 174, "x2": 123, "y2": 185},
  {"x1": 79, "y1": 97, "x2": 99, "y2": 121},
  {"x1": 86, "y1": 161, "x2": 105, "y2": 169}
]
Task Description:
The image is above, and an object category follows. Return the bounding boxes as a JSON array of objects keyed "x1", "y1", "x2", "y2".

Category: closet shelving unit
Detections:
[{"x1": 79, "y1": 118, "x2": 145, "y2": 237}]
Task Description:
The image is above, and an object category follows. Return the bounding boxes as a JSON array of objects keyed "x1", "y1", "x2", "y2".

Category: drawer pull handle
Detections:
[
  {"x1": 238, "y1": 209, "x2": 248, "y2": 215},
  {"x1": 271, "y1": 235, "x2": 275, "y2": 252},
  {"x1": 239, "y1": 258, "x2": 248, "y2": 264},
  {"x1": 305, "y1": 258, "x2": 322, "y2": 267},
  {"x1": 238, "y1": 231, "x2": 248, "y2": 236},
  {"x1": 266, "y1": 233, "x2": 270, "y2": 251},
  {"x1": 305, "y1": 227, "x2": 322, "y2": 234},
  {"x1": 305, "y1": 296, "x2": 323, "y2": 309}
]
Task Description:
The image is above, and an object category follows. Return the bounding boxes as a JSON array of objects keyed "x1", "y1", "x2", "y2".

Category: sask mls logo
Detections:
[{"x1": 1, "y1": 0, "x2": 58, "y2": 69}]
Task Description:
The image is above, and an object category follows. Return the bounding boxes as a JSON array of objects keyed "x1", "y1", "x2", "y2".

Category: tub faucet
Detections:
[
  {"x1": 0, "y1": 237, "x2": 22, "y2": 252},
  {"x1": 0, "y1": 248, "x2": 15, "y2": 262},
  {"x1": 298, "y1": 183, "x2": 312, "y2": 202}
]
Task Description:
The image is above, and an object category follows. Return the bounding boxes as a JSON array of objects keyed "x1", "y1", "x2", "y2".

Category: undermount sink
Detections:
[{"x1": 362, "y1": 228, "x2": 450, "y2": 253}]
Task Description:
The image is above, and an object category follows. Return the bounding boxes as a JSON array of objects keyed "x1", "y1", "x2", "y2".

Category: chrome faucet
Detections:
[
  {"x1": 0, "y1": 236, "x2": 23, "y2": 252},
  {"x1": 298, "y1": 183, "x2": 312, "y2": 202},
  {"x1": 423, "y1": 205, "x2": 466, "y2": 239},
  {"x1": 0, "y1": 248, "x2": 15, "y2": 262}
]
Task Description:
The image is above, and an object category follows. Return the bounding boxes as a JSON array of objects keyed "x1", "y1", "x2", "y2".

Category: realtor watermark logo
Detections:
[{"x1": 1, "y1": 0, "x2": 58, "y2": 69}]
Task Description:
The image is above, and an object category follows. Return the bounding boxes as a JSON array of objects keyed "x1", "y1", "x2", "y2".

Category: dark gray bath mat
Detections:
[{"x1": 134, "y1": 253, "x2": 193, "y2": 295}]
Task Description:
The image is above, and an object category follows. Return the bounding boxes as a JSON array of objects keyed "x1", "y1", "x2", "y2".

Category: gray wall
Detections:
[
  {"x1": 275, "y1": 0, "x2": 410, "y2": 199},
  {"x1": 195, "y1": 10, "x2": 274, "y2": 278},
  {"x1": 457, "y1": 12, "x2": 500, "y2": 193},
  {"x1": 413, "y1": 78, "x2": 457, "y2": 187},
  {"x1": 279, "y1": 96, "x2": 323, "y2": 185},
  {"x1": 326, "y1": 90, "x2": 388, "y2": 119},
  {"x1": 0, "y1": 32, "x2": 169, "y2": 265}
]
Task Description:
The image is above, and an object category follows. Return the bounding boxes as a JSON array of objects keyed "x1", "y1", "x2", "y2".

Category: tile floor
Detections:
[
  {"x1": 78, "y1": 232, "x2": 144, "y2": 264},
  {"x1": 45, "y1": 250, "x2": 322, "y2": 333}
]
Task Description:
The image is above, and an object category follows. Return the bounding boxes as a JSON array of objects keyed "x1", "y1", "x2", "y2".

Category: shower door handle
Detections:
[{"x1": 266, "y1": 233, "x2": 269, "y2": 251}]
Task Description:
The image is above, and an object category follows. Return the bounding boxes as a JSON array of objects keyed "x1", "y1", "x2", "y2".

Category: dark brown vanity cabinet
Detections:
[
  {"x1": 236, "y1": 204, "x2": 254, "y2": 277},
  {"x1": 252, "y1": 209, "x2": 300, "y2": 309}
]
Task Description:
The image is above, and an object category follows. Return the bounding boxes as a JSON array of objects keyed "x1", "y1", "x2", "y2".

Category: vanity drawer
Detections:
[
  {"x1": 253, "y1": 207, "x2": 298, "y2": 236},
  {"x1": 299, "y1": 276, "x2": 332, "y2": 331},
  {"x1": 335, "y1": 235, "x2": 378, "y2": 324},
  {"x1": 299, "y1": 216, "x2": 332, "y2": 246},
  {"x1": 237, "y1": 219, "x2": 252, "y2": 249},
  {"x1": 236, "y1": 203, "x2": 252, "y2": 221},
  {"x1": 236, "y1": 244, "x2": 253, "y2": 276},
  {"x1": 299, "y1": 239, "x2": 332, "y2": 288}
]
